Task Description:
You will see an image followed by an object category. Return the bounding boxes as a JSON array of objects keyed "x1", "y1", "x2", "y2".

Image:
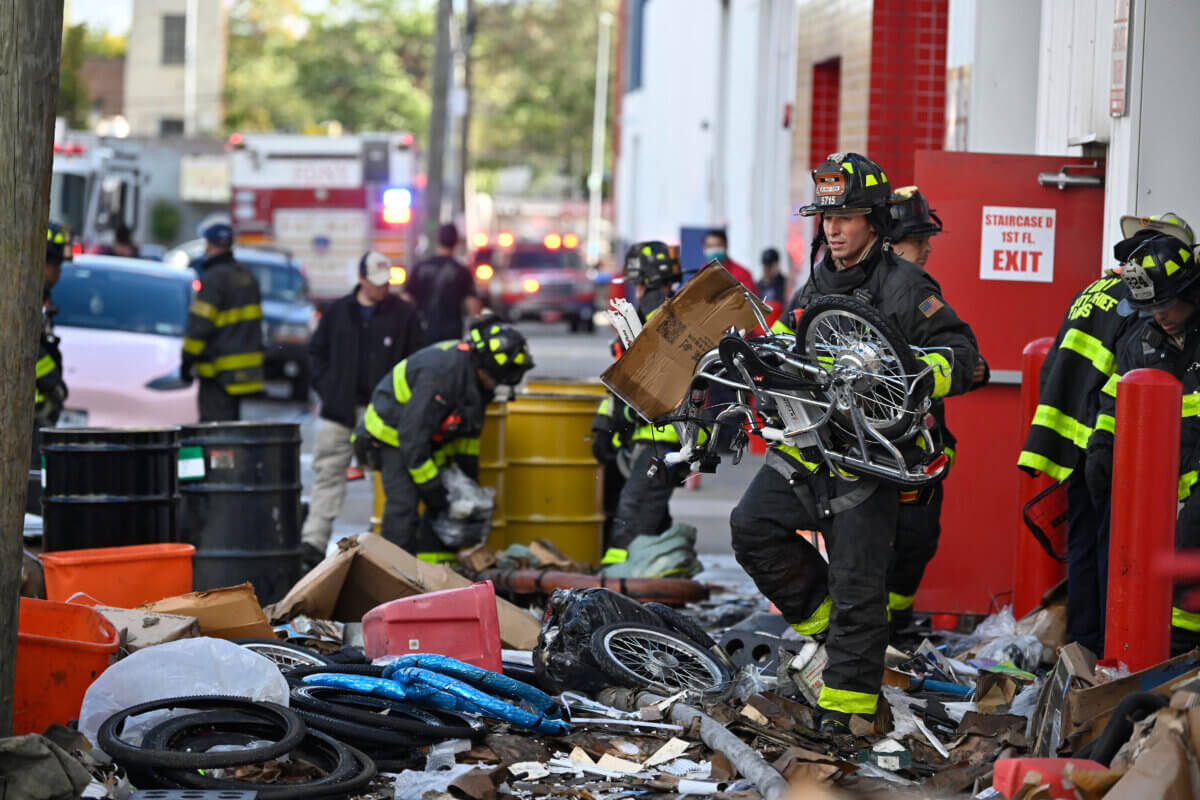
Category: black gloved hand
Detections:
[
  {"x1": 353, "y1": 434, "x2": 382, "y2": 472},
  {"x1": 179, "y1": 361, "x2": 195, "y2": 386},
  {"x1": 591, "y1": 431, "x2": 618, "y2": 464},
  {"x1": 419, "y1": 481, "x2": 450, "y2": 513},
  {"x1": 1085, "y1": 453, "x2": 1113, "y2": 507}
]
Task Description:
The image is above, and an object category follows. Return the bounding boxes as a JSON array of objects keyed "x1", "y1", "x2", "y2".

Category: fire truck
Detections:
[
  {"x1": 49, "y1": 135, "x2": 144, "y2": 251},
  {"x1": 228, "y1": 132, "x2": 420, "y2": 304}
]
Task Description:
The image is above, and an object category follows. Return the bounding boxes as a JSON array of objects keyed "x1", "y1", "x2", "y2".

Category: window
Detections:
[
  {"x1": 159, "y1": 118, "x2": 185, "y2": 137},
  {"x1": 625, "y1": 0, "x2": 647, "y2": 92},
  {"x1": 55, "y1": 265, "x2": 192, "y2": 338},
  {"x1": 162, "y1": 14, "x2": 186, "y2": 65}
]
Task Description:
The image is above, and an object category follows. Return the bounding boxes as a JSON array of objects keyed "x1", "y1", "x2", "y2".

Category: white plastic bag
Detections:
[
  {"x1": 79, "y1": 637, "x2": 290, "y2": 748},
  {"x1": 431, "y1": 464, "x2": 495, "y2": 548}
]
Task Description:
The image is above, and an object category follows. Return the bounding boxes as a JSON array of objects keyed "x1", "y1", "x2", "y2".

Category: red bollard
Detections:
[
  {"x1": 1106, "y1": 369, "x2": 1180, "y2": 670},
  {"x1": 1014, "y1": 338, "x2": 1064, "y2": 616}
]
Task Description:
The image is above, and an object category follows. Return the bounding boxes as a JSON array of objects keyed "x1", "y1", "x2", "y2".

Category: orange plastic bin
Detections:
[
  {"x1": 363, "y1": 581, "x2": 503, "y2": 672},
  {"x1": 40, "y1": 542, "x2": 195, "y2": 607},
  {"x1": 14, "y1": 597, "x2": 119, "y2": 734}
]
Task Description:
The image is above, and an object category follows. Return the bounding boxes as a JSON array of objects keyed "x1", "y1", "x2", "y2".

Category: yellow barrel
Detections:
[
  {"x1": 523, "y1": 378, "x2": 609, "y2": 398},
  {"x1": 478, "y1": 401, "x2": 508, "y2": 550},
  {"x1": 505, "y1": 388, "x2": 605, "y2": 565},
  {"x1": 371, "y1": 470, "x2": 385, "y2": 535}
]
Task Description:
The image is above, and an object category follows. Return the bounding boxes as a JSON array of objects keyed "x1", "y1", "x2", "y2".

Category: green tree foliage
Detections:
[
  {"x1": 224, "y1": 0, "x2": 432, "y2": 135},
  {"x1": 82, "y1": 29, "x2": 127, "y2": 58},
  {"x1": 58, "y1": 23, "x2": 89, "y2": 129},
  {"x1": 470, "y1": 0, "x2": 617, "y2": 185}
]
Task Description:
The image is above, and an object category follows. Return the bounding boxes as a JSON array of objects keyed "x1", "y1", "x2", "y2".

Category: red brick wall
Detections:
[
  {"x1": 809, "y1": 58, "x2": 842, "y2": 168},
  {"x1": 866, "y1": 0, "x2": 948, "y2": 187}
]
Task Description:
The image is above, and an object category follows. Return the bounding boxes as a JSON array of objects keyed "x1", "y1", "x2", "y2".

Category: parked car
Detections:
[
  {"x1": 490, "y1": 239, "x2": 596, "y2": 332},
  {"x1": 53, "y1": 255, "x2": 197, "y2": 427},
  {"x1": 165, "y1": 243, "x2": 316, "y2": 401}
]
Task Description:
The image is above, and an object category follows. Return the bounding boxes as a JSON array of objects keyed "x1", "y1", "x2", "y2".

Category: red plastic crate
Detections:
[
  {"x1": 993, "y1": 758, "x2": 1107, "y2": 799},
  {"x1": 363, "y1": 581, "x2": 503, "y2": 672}
]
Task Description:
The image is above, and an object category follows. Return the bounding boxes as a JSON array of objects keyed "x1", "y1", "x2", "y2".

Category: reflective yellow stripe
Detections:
[
  {"x1": 633, "y1": 422, "x2": 680, "y2": 443},
  {"x1": 364, "y1": 405, "x2": 399, "y2": 447},
  {"x1": 1030, "y1": 404, "x2": 1093, "y2": 450},
  {"x1": 770, "y1": 318, "x2": 793, "y2": 334},
  {"x1": 189, "y1": 299, "x2": 218, "y2": 321},
  {"x1": 774, "y1": 442, "x2": 821, "y2": 472},
  {"x1": 919, "y1": 352, "x2": 952, "y2": 397},
  {"x1": 1172, "y1": 606, "x2": 1200, "y2": 631},
  {"x1": 35, "y1": 354, "x2": 56, "y2": 378},
  {"x1": 1094, "y1": 414, "x2": 1115, "y2": 435},
  {"x1": 410, "y1": 458, "x2": 439, "y2": 484},
  {"x1": 898, "y1": 490, "x2": 919, "y2": 503},
  {"x1": 791, "y1": 595, "x2": 832, "y2": 636},
  {"x1": 1102, "y1": 372, "x2": 1120, "y2": 398},
  {"x1": 453, "y1": 437, "x2": 481, "y2": 456},
  {"x1": 1184, "y1": 394, "x2": 1200, "y2": 418},
  {"x1": 945, "y1": 444, "x2": 956, "y2": 466},
  {"x1": 888, "y1": 592, "x2": 915, "y2": 612},
  {"x1": 225, "y1": 381, "x2": 262, "y2": 395},
  {"x1": 601, "y1": 547, "x2": 628, "y2": 565},
  {"x1": 1180, "y1": 471, "x2": 1198, "y2": 501},
  {"x1": 183, "y1": 337, "x2": 206, "y2": 355},
  {"x1": 213, "y1": 304, "x2": 262, "y2": 326},
  {"x1": 392, "y1": 361, "x2": 412, "y2": 403},
  {"x1": 192, "y1": 351, "x2": 264, "y2": 378},
  {"x1": 417, "y1": 552, "x2": 457, "y2": 564},
  {"x1": 1017, "y1": 451, "x2": 1074, "y2": 481},
  {"x1": 1060, "y1": 328, "x2": 1116, "y2": 376},
  {"x1": 598, "y1": 397, "x2": 612, "y2": 416},
  {"x1": 35, "y1": 390, "x2": 44, "y2": 403},
  {"x1": 817, "y1": 685, "x2": 878, "y2": 715}
]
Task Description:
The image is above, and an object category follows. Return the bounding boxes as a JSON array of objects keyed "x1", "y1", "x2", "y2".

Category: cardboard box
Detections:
[
  {"x1": 143, "y1": 582, "x2": 274, "y2": 640},
  {"x1": 266, "y1": 534, "x2": 542, "y2": 650},
  {"x1": 96, "y1": 606, "x2": 201, "y2": 652},
  {"x1": 602, "y1": 263, "x2": 768, "y2": 421}
]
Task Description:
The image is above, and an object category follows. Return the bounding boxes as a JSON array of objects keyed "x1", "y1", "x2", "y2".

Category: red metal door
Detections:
[{"x1": 912, "y1": 152, "x2": 1106, "y2": 615}]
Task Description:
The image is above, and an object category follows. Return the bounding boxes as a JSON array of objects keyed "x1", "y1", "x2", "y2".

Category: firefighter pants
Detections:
[
  {"x1": 609, "y1": 442, "x2": 678, "y2": 551},
  {"x1": 378, "y1": 445, "x2": 446, "y2": 558},
  {"x1": 301, "y1": 411, "x2": 363, "y2": 551},
  {"x1": 1066, "y1": 472, "x2": 1109, "y2": 655},
  {"x1": 887, "y1": 483, "x2": 944, "y2": 608},
  {"x1": 730, "y1": 455, "x2": 896, "y2": 716},
  {"x1": 198, "y1": 379, "x2": 241, "y2": 422},
  {"x1": 1171, "y1": 485, "x2": 1200, "y2": 654}
]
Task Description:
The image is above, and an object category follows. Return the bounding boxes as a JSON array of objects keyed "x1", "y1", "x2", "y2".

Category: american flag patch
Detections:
[{"x1": 919, "y1": 295, "x2": 944, "y2": 318}]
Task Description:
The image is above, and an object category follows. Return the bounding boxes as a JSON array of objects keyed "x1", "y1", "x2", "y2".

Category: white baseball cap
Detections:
[{"x1": 359, "y1": 250, "x2": 391, "y2": 286}]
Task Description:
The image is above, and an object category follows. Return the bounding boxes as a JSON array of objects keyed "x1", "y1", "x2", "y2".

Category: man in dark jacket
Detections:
[
  {"x1": 300, "y1": 251, "x2": 422, "y2": 564},
  {"x1": 181, "y1": 222, "x2": 264, "y2": 421},
  {"x1": 407, "y1": 223, "x2": 482, "y2": 346},
  {"x1": 356, "y1": 315, "x2": 533, "y2": 560},
  {"x1": 732, "y1": 153, "x2": 979, "y2": 732}
]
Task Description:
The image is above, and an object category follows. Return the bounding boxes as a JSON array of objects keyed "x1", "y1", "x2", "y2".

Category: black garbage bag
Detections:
[{"x1": 533, "y1": 587, "x2": 673, "y2": 693}]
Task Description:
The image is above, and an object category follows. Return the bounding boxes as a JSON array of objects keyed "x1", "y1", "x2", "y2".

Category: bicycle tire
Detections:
[
  {"x1": 290, "y1": 684, "x2": 484, "y2": 740},
  {"x1": 793, "y1": 293, "x2": 928, "y2": 442},
  {"x1": 589, "y1": 622, "x2": 733, "y2": 695},
  {"x1": 98, "y1": 696, "x2": 305, "y2": 770},
  {"x1": 292, "y1": 708, "x2": 427, "y2": 748},
  {"x1": 644, "y1": 602, "x2": 717, "y2": 649},
  {"x1": 283, "y1": 663, "x2": 386, "y2": 685},
  {"x1": 234, "y1": 637, "x2": 333, "y2": 668}
]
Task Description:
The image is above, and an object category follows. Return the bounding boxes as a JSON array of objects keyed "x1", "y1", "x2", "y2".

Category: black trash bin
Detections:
[
  {"x1": 179, "y1": 422, "x2": 302, "y2": 604},
  {"x1": 41, "y1": 427, "x2": 181, "y2": 552}
]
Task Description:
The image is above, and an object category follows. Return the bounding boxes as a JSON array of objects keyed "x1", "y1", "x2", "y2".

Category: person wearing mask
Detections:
[
  {"x1": 300, "y1": 251, "x2": 423, "y2": 567},
  {"x1": 181, "y1": 222, "x2": 264, "y2": 421},
  {"x1": 355, "y1": 315, "x2": 534, "y2": 560},
  {"x1": 1085, "y1": 213, "x2": 1200, "y2": 655},
  {"x1": 702, "y1": 229, "x2": 756, "y2": 294},
  {"x1": 407, "y1": 223, "x2": 483, "y2": 346},
  {"x1": 758, "y1": 247, "x2": 787, "y2": 304},
  {"x1": 732, "y1": 153, "x2": 979, "y2": 732}
]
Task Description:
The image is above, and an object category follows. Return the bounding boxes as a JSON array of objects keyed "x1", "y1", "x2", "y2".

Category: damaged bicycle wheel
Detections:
[
  {"x1": 793, "y1": 294, "x2": 929, "y2": 442},
  {"x1": 589, "y1": 622, "x2": 732, "y2": 694}
]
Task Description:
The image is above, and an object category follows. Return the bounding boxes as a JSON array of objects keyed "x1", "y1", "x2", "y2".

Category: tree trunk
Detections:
[
  {"x1": 0, "y1": 0, "x2": 65, "y2": 737},
  {"x1": 425, "y1": 0, "x2": 453, "y2": 240}
]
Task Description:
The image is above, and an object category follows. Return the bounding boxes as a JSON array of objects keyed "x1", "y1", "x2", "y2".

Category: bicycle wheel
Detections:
[
  {"x1": 794, "y1": 294, "x2": 927, "y2": 442},
  {"x1": 589, "y1": 622, "x2": 732, "y2": 694},
  {"x1": 234, "y1": 638, "x2": 332, "y2": 668}
]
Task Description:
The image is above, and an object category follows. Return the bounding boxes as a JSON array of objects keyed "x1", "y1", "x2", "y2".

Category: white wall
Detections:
[
  {"x1": 615, "y1": 0, "x2": 797, "y2": 279},
  {"x1": 966, "y1": 0, "x2": 1039, "y2": 153}
]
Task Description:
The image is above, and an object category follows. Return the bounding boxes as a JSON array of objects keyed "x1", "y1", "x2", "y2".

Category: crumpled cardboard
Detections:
[
  {"x1": 601, "y1": 262, "x2": 768, "y2": 421},
  {"x1": 95, "y1": 606, "x2": 200, "y2": 652},
  {"x1": 142, "y1": 582, "x2": 273, "y2": 640},
  {"x1": 1104, "y1": 707, "x2": 1197, "y2": 800},
  {"x1": 266, "y1": 534, "x2": 541, "y2": 649}
]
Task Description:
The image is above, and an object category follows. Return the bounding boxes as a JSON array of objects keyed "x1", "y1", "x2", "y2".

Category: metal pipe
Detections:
[
  {"x1": 585, "y1": 13, "x2": 613, "y2": 264},
  {"x1": 1106, "y1": 368, "x2": 1179, "y2": 670},
  {"x1": 1014, "y1": 338, "x2": 1064, "y2": 616}
]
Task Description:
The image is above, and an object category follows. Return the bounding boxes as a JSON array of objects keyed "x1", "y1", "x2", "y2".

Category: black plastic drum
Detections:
[
  {"x1": 178, "y1": 422, "x2": 302, "y2": 604},
  {"x1": 41, "y1": 427, "x2": 180, "y2": 551}
]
